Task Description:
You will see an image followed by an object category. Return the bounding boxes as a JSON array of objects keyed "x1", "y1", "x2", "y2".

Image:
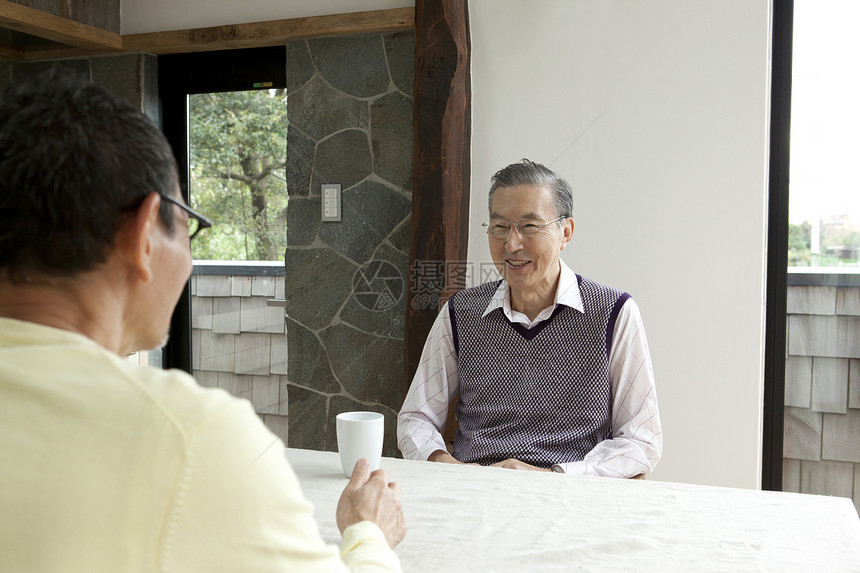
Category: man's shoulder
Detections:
[
  {"x1": 0, "y1": 320, "x2": 258, "y2": 447},
  {"x1": 122, "y1": 362, "x2": 252, "y2": 436},
  {"x1": 576, "y1": 274, "x2": 629, "y2": 300},
  {"x1": 449, "y1": 280, "x2": 502, "y2": 308}
]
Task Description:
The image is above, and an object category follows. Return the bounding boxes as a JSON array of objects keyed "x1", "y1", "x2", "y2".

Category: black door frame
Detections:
[
  {"x1": 158, "y1": 46, "x2": 287, "y2": 373},
  {"x1": 762, "y1": 0, "x2": 793, "y2": 491}
]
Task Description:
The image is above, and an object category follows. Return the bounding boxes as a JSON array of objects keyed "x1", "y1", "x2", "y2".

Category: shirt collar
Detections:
[{"x1": 482, "y1": 259, "x2": 584, "y2": 320}]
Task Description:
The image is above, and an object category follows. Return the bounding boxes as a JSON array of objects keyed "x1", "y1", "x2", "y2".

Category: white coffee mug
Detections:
[{"x1": 336, "y1": 411, "x2": 384, "y2": 478}]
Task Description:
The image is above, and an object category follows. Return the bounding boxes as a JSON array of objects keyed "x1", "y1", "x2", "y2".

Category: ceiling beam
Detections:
[
  {"x1": 0, "y1": 43, "x2": 24, "y2": 61},
  {"x1": 123, "y1": 7, "x2": 414, "y2": 55},
  {"x1": 0, "y1": 0, "x2": 121, "y2": 52}
]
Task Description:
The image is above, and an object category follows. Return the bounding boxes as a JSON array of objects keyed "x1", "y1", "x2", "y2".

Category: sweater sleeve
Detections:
[
  {"x1": 341, "y1": 522, "x2": 403, "y2": 571},
  {"x1": 159, "y1": 396, "x2": 401, "y2": 572}
]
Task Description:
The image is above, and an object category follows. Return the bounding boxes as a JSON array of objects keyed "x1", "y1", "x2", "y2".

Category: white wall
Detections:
[
  {"x1": 470, "y1": 0, "x2": 772, "y2": 488},
  {"x1": 122, "y1": 0, "x2": 774, "y2": 488},
  {"x1": 120, "y1": 0, "x2": 414, "y2": 34}
]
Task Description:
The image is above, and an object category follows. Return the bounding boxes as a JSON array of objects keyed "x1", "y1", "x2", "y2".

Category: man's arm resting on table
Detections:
[
  {"x1": 550, "y1": 297, "x2": 662, "y2": 479},
  {"x1": 427, "y1": 450, "x2": 550, "y2": 472},
  {"x1": 490, "y1": 458, "x2": 552, "y2": 472},
  {"x1": 340, "y1": 522, "x2": 402, "y2": 571},
  {"x1": 165, "y1": 400, "x2": 403, "y2": 571},
  {"x1": 337, "y1": 458, "x2": 406, "y2": 549},
  {"x1": 337, "y1": 458, "x2": 406, "y2": 571},
  {"x1": 397, "y1": 303, "x2": 461, "y2": 461},
  {"x1": 427, "y1": 449, "x2": 460, "y2": 463},
  {"x1": 551, "y1": 434, "x2": 660, "y2": 478}
]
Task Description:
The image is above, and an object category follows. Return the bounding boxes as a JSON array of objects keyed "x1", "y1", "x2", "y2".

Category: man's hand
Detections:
[
  {"x1": 427, "y1": 449, "x2": 463, "y2": 464},
  {"x1": 336, "y1": 458, "x2": 407, "y2": 548},
  {"x1": 490, "y1": 458, "x2": 552, "y2": 472},
  {"x1": 427, "y1": 449, "x2": 483, "y2": 465}
]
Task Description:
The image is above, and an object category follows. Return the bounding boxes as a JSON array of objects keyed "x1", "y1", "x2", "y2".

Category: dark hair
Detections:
[
  {"x1": 488, "y1": 158, "x2": 574, "y2": 222},
  {"x1": 0, "y1": 68, "x2": 179, "y2": 282}
]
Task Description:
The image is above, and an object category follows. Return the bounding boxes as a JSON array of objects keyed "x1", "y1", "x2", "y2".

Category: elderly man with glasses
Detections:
[
  {"x1": 0, "y1": 70, "x2": 404, "y2": 572},
  {"x1": 398, "y1": 159, "x2": 662, "y2": 478}
]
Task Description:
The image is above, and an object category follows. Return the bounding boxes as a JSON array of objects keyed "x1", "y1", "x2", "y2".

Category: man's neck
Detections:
[
  {"x1": 509, "y1": 273, "x2": 561, "y2": 322},
  {"x1": 0, "y1": 273, "x2": 126, "y2": 355}
]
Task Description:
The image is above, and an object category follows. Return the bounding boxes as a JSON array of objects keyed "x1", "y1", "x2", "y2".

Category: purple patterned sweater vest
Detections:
[{"x1": 448, "y1": 275, "x2": 630, "y2": 467}]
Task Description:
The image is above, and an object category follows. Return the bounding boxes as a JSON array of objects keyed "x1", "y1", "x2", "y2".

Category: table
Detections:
[{"x1": 286, "y1": 448, "x2": 860, "y2": 572}]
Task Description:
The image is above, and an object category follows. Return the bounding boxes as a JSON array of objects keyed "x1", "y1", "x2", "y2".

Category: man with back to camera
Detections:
[
  {"x1": 0, "y1": 69, "x2": 405, "y2": 571},
  {"x1": 397, "y1": 159, "x2": 662, "y2": 477}
]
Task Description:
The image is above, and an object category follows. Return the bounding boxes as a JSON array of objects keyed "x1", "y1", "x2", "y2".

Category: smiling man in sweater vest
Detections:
[{"x1": 398, "y1": 159, "x2": 662, "y2": 478}]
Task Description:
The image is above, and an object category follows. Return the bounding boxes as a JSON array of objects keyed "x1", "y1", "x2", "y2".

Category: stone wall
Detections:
[
  {"x1": 783, "y1": 284, "x2": 860, "y2": 513},
  {"x1": 0, "y1": 53, "x2": 158, "y2": 123},
  {"x1": 283, "y1": 31, "x2": 414, "y2": 456}
]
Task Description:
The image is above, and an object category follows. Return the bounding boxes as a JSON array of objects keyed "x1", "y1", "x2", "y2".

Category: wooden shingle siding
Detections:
[
  {"x1": 235, "y1": 333, "x2": 271, "y2": 376},
  {"x1": 837, "y1": 288, "x2": 860, "y2": 316},
  {"x1": 198, "y1": 330, "x2": 236, "y2": 371},
  {"x1": 788, "y1": 315, "x2": 860, "y2": 357},
  {"x1": 252, "y1": 374, "x2": 281, "y2": 415},
  {"x1": 231, "y1": 276, "x2": 252, "y2": 297},
  {"x1": 217, "y1": 372, "x2": 253, "y2": 402},
  {"x1": 822, "y1": 410, "x2": 860, "y2": 462},
  {"x1": 270, "y1": 334, "x2": 288, "y2": 375},
  {"x1": 197, "y1": 275, "x2": 231, "y2": 297},
  {"x1": 785, "y1": 356, "x2": 811, "y2": 408},
  {"x1": 239, "y1": 297, "x2": 284, "y2": 333},
  {"x1": 251, "y1": 276, "x2": 277, "y2": 297},
  {"x1": 800, "y1": 460, "x2": 855, "y2": 499},
  {"x1": 192, "y1": 273, "x2": 289, "y2": 446},
  {"x1": 811, "y1": 358, "x2": 849, "y2": 414},
  {"x1": 850, "y1": 360, "x2": 860, "y2": 409},
  {"x1": 784, "y1": 406, "x2": 822, "y2": 461},
  {"x1": 212, "y1": 297, "x2": 241, "y2": 334},
  {"x1": 192, "y1": 296, "x2": 213, "y2": 330},
  {"x1": 787, "y1": 285, "x2": 837, "y2": 315},
  {"x1": 784, "y1": 285, "x2": 860, "y2": 514}
]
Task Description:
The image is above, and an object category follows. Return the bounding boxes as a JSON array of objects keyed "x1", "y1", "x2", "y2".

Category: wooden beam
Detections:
[
  {"x1": 13, "y1": 44, "x2": 112, "y2": 61},
  {"x1": 404, "y1": 0, "x2": 471, "y2": 397},
  {"x1": 123, "y1": 7, "x2": 414, "y2": 55},
  {"x1": 0, "y1": 43, "x2": 24, "y2": 61},
  {"x1": 0, "y1": 0, "x2": 121, "y2": 51}
]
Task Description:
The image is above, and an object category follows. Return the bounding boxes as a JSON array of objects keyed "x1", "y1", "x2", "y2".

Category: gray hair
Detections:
[{"x1": 488, "y1": 158, "x2": 573, "y2": 222}]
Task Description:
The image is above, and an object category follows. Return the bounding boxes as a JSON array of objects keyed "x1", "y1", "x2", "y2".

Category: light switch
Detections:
[{"x1": 321, "y1": 184, "x2": 341, "y2": 222}]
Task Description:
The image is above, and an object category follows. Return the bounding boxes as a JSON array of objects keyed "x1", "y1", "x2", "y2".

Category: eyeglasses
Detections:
[
  {"x1": 161, "y1": 193, "x2": 212, "y2": 240},
  {"x1": 482, "y1": 216, "x2": 565, "y2": 239}
]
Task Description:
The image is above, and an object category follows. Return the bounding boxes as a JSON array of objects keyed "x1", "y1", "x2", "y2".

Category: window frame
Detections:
[
  {"x1": 762, "y1": 0, "x2": 794, "y2": 491},
  {"x1": 158, "y1": 46, "x2": 287, "y2": 373}
]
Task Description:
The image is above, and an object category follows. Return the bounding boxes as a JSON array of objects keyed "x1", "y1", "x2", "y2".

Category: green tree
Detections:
[
  {"x1": 189, "y1": 90, "x2": 288, "y2": 261},
  {"x1": 788, "y1": 221, "x2": 811, "y2": 266}
]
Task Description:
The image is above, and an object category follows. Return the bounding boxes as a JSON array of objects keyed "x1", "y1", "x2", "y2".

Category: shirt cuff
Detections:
[
  {"x1": 341, "y1": 521, "x2": 402, "y2": 572},
  {"x1": 553, "y1": 460, "x2": 589, "y2": 475},
  {"x1": 413, "y1": 434, "x2": 450, "y2": 462}
]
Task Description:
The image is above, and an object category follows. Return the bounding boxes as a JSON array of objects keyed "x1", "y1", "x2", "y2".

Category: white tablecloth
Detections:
[{"x1": 286, "y1": 448, "x2": 860, "y2": 572}]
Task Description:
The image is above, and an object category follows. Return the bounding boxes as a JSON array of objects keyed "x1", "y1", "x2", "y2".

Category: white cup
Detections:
[{"x1": 336, "y1": 411, "x2": 384, "y2": 478}]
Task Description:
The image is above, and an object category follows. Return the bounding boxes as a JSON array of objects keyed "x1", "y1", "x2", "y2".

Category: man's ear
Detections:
[
  {"x1": 560, "y1": 217, "x2": 575, "y2": 250},
  {"x1": 118, "y1": 192, "x2": 162, "y2": 283}
]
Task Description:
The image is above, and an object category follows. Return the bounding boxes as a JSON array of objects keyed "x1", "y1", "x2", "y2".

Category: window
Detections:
[
  {"x1": 787, "y1": 2, "x2": 860, "y2": 270},
  {"x1": 765, "y1": 1, "x2": 860, "y2": 512},
  {"x1": 158, "y1": 47, "x2": 287, "y2": 376},
  {"x1": 189, "y1": 89, "x2": 288, "y2": 262}
]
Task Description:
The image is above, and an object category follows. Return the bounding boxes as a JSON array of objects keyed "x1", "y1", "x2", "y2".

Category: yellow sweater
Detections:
[{"x1": 0, "y1": 318, "x2": 400, "y2": 572}]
